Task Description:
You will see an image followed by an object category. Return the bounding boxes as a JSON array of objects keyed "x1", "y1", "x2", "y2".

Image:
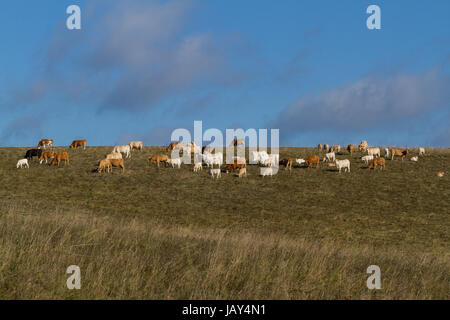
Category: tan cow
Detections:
[
  {"x1": 167, "y1": 142, "x2": 184, "y2": 152},
  {"x1": 368, "y1": 158, "x2": 385, "y2": 170},
  {"x1": 347, "y1": 144, "x2": 354, "y2": 155},
  {"x1": 39, "y1": 151, "x2": 57, "y2": 164},
  {"x1": 330, "y1": 145, "x2": 341, "y2": 153},
  {"x1": 108, "y1": 159, "x2": 125, "y2": 172},
  {"x1": 50, "y1": 152, "x2": 69, "y2": 166},
  {"x1": 149, "y1": 155, "x2": 170, "y2": 168},
  {"x1": 391, "y1": 148, "x2": 409, "y2": 160},
  {"x1": 106, "y1": 152, "x2": 122, "y2": 160},
  {"x1": 70, "y1": 139, "x2": 87, "y2": 149},
  {"x1": 98, "y1": 159, "x2": 112, "y2": 173},
  {"x1": 318, "y1": 144, "x2": 323, "y2": 151},
  {"x1": 305, "y1": 156, "x2": 320, "y2": 168},
  {"x1": 129, "y1": 141, "x2": 143, "y2": 151},
  {"x1": 359, "y1": 140, "x2": 368, "y2": 152}
]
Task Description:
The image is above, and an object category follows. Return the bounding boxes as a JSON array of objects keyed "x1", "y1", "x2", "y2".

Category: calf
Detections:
[
  {"x1": 368, "y1": 158, "x2": 385, "y2": 170},
  {"x1": 335, "y1": 159, "x2": 350, "y2": 173},
  {"x1": 168, "y1": 158, "x2": 182, "y2": 169},
  {"x1": 98, "y1": 159, "x2": 112, "y2": 173},
  {"x1": 384, "y1": 148, "x2": 390, "y2": 158},
  {"x1": 295, "y1": 158, "x2": 306, "y2": 166},
  {"x1": 260, "y1": 167, "x2": 274, "y2": 177},
  {"x1": 410, "y1": 156, "x2": 418, "y2": 162},
  {"x1": 193, "y1": 163, "x2": 202, "y2": 172},
  {"x1": 238, "y1": 167, "x2": 247, "y2": 178},
  {"x1": 210, "y1": 168, "x2": 221, "y2": 179},
  {"x1": 419, "y1": 147, "x2": 425, "y2": 156},
  {"x1": 16, "y1": 159, "x2": 29, "y2": 169}
]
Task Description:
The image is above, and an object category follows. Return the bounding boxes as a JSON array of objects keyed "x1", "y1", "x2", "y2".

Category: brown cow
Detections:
[
  {"x1": 167, "y1": 142, "x2": 184, "y2": 152},
  {"x1": 368, "y1": 157, "x2": 385, "y2": 170},
  {"x1": 391, "y1": 148, "x2": 409, "y2": 161},
  {"x1": 347, "y1": 144, "x2": 354, "y2": 155},
  {"x1": 50, "y1": 152, "x2": 69, "y2": 166},
  {"x1": 108, "y1": 159, "x2": 125, "y2": 172},
  {"x1": 37, "y1": 139, "x2": 54, "y2": 149},
  {"x1": 279, "y1": 158, "x2": 293, "y2": 171},
  {"x1": 70, "y1": 139, "x2": 87, "y2": 150},
  {"x1": 330, "y1": 145, "x2": 341, "y2": 153},
  {"x1": 98, "y1": 159, "x2": 112, "y2": 173},
  {"x1": 305, "y1": 156, "x2": 320, "y2": 168},
  {"x1": 39, "y1": 151, "x2": 57, "y2": 164},
  {"x1": 149, "y1": 155, "x2": 170, "y2": 168},
  {"x1": 225, "y1": 159, "x2": 246, "y2": 173},
  {"x1": 318, "y1": 144, "x2": 323, "y2": 151}
]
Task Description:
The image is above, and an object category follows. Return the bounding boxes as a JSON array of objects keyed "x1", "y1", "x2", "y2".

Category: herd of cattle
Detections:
[{"x1": 14, "y1": 138, "x2": 445, "y2": 178}]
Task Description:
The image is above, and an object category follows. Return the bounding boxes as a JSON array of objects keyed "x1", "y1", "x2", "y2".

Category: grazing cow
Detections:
[
  {"x1": 305, "y1": 156, "x2": 320, "y2": 168},
  {"x1": 335, "y1": 159, "x2": 350, "y2": 173},
  {"x1": 106, "y1": 152, "x2": 122, "y2": 160},
  {"x1": 411, "y1": 156, "x2": 418, "y2": 162},
  {"x1": 323, "y1": 152, "x2": 335, "y2": 162},
  {"x1": 149, "y1": 155, "x2": 169, "y2": 168},
  {"x1": 329, "y1": 145, "x2": 341, "y2": 153},
  {"x1": 37, "y1": 139, "x2": 54, "y2": 149},
  {"x1": 361, "y1": 155, "x2": 374, "y2": 165},
  {"x1": 260, "y1": 167, "x2": 274, "y2": 177},
  {"x1": 225, "y1": 159, "x2": 246, "y2": 173},
  {"x1": 359, "y1": 140, "x2": 368, "y2": 152},
  {"x1": 203, "y1": 152, "x2": 223, "y2": 168},
  {"x1": 279, "y1": 158, "x2": 293, "y2": 171},
  {"x1": 129, "y1": 141, "x2": 143, "y2": 151},
  {"x1": 368, "y1": 158, "x2": 385, "y2": 170},
  {"x1": 230, "y1": 138, "x2": 245, "y2": 147},
  {"x1": 193, "y1": 163, "x2": 202, "y2": 172},
  {"x1": 39, "y1": 151, "x2": 57, "y2": 164},
  {"x1": 98, "y1": 159, "x2": 112, "y2": 173},
  {"x1": 295, "y1": 158, "x2": 306, "y2": 166},
  {"x1": 50, "y1": 152, "x2": 69, "y2": 166},
  {"x1": 108, "y1": 159, "x2": 125, "y2": 173},
  {"x1": 384, "y1": 148, "x2": 390, "y2": 158},
  {"x1": 16, "y1": 159, "x2": 29, "y2": 169},
  {"x1": 262, "y1": 154, "x2": 279, "y2": 167},
  {"x1": 323, "y1": 144, "x2": 329, "y2": 152},
  {"x1": 25, "y1": 149, "x2": 42, "y2": 161},
  {"x1": 318, "y1": 144, "x2": 323, "y2": 151},
  {"x1": 437, "y1": 172, "x2": 445, "y2": 177},
  {"x1": 391, "y1": 148, "x2": 408, "y2": 161},
  {"x1": 367, "y1": 147, "x2": 381, "y2": 158},
  {"x1": 168, "y1": 158, "x2": 182, "y2": 169},
  {"x1": 112, "y1": 145, "x2": 131, "y2": 158},
  {"x1": 419, "y1": 148, "x2": 425, "y2": 156},
  {"x1": 70, "y1": 139, "x2": 87, "y2": 150},
  {"x1": 347, "y1": 144, "x2": 354, "y2": 155},
  {"x1": 238, "y1": 167, "x2": 247, "y2": 178},
  {"x1": 210, "y1": 168, "x2": 221, "y2": 179},
  {"x1": 167, "y1": 142, "x2": 184, "y2": 152}
]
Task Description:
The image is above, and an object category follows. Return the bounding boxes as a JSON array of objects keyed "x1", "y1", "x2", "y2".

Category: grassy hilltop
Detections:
[{"x1": 0, "y1": 146, "x2": 448, "y2": 299}]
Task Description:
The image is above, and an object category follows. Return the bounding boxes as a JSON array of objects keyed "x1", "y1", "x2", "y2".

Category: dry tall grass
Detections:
[{"x1": 0, "y1": 205, "x2": 448, "y2": 299}]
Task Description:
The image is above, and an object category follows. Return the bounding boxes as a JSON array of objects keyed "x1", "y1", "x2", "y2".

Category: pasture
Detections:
[{"x1": 0, "y1": 146, "x2": 448, "y2": 299}]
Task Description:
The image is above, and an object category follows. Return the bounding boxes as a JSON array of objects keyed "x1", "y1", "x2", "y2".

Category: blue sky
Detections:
[{"x1": 0, "y1": 0, "x2": 449, "y2": 147}]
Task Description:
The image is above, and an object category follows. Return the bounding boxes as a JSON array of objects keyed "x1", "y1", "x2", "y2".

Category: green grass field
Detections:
[{"x1": 0, "y1": 146, "x2": 448, "y2": 299}]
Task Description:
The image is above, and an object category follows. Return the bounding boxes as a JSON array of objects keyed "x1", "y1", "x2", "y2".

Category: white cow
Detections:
[
  {"x1": 128, "y1": 141, "x2": 143, "y2": 151},
  {"x1": 335, "y1": 159, "x2": 350, "y2": 173},
  {"x1": 260, "y1": 167, "x2": 274, "y2": 177},
  {"x1": 322, "y1": 152, "x2": 335, "y2": 162},
  {"x1": 193, "y1": 163, "x2": 202, "y2": 172},
  {"x1": 112, "y1": 145, "x2": 131, "y2": 158},
  {"x1": 262, "y1": 154, "x2": 279, "y2": 167},
  {"x1": 106, "y1": 152, "x2": 122, "y2": 160},
  {"x1": 361, "y1": 155, "x2": 374, "y2": 165},
  {"x1": 419, "y1": 148, "x2": 425, "y2": 156},
  {"x1": 367, "y1": 147, "x2": 381, "y2": 158},
  {"x1": 16, "y1": 159, "x2": 29, "y2": 169},
  {"x1": 168, "y1": 158, "x2": 182, "y2": 168},
  {"x1": 295, "y1": 158, "x2": 306, "y2": 166},
  {"x1": 203, "y1": 152, "x2": 223, "y2": 168},
  {"x1": 210, "y1": 168, "x2": 221, "y2": 179},
  {"x1": 411, "y1": 156, "x2": 418, "y2": 162},
  {"x1": 384, "y1": 148, "x2": 390, "y2": 158}
]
